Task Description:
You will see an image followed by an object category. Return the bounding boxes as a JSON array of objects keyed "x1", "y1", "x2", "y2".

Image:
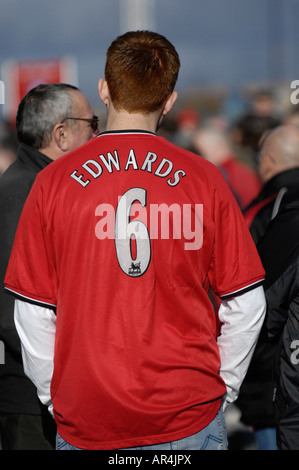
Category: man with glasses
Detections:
[{"x1": 0, "y1": 83, "x2": 97, "y2": 450}]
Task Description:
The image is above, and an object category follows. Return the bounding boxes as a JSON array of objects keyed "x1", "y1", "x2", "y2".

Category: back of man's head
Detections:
[
  {"x1": 105, "y1": 30, "x2": 180, "y2": 114},
  {"x1": 16, "y1": 83, "x2": 79, "y2": 149},
  {"x1": 259, "y1": 125, "x2": 299, "y2": 182}
]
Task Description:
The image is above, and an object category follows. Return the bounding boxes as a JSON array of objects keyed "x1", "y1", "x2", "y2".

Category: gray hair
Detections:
[{"x1": 16, "y1": 83, "x2": 79, "y2": 149}]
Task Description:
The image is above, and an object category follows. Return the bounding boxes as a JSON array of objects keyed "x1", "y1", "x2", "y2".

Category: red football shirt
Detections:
[{"x1": 5, "y1": 130, "x2": 265, "y2": 449}]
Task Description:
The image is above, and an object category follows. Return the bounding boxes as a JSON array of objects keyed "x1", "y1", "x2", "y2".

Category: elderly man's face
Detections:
[{"x1": 66, "y1": 90, "x2": 98, "y2": 150}]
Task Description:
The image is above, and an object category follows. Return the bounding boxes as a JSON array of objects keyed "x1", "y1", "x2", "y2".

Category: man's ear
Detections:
[
  {"x1": 53, "y1": 123, "x2": 69, "y2": 152},
  {"x1": 162, "y1": 91, "x2": 178, "y2": 116},
  {"x1": 98, "y1": 78, "x2": 110, "y2": 105}
]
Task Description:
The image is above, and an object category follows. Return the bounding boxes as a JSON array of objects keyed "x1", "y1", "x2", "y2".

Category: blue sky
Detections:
[{"x1": 0, "y1": 0, "x2": 298, "y2": 110}]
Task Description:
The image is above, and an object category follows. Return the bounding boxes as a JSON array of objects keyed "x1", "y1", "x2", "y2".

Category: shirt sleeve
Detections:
[
  {"x1": 14, "y1": 299, "x2": 56, "y2": 416},
  {"x1": 217, "y1": 285, "x2": 266, "y2": 406},
  {"x1": 208, "y1": 175, "x2": 265, "y2": 299},
  {"x1": 4, "y1": 177, "x2": 58, "y2": 309}
]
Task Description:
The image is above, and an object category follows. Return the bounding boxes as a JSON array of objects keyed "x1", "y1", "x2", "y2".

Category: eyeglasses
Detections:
[{"x1": 61, "y1": 115, "x2": 99, "y2": 133}]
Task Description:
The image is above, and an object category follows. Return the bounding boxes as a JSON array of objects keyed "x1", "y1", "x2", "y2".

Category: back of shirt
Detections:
[{"x1": 5, "y1": 131, "x2": 265, "y2": 449}]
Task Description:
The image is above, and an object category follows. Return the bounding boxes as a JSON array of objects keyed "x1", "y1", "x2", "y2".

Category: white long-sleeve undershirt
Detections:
[
  {"x1": 14, "y1": 300, "x2": 56, "y2": 417},
  {"x1": 217, "y1": 285, "x2": 266, "y2": 408}
]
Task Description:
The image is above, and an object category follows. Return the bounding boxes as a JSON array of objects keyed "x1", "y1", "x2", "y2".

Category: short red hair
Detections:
[{"x1": 105, "y1": 30, "x2": 180, "y2": 114}]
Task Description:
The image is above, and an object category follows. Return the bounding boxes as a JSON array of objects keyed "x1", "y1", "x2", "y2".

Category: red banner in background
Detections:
[{"x1": 1, "y1": 56, "x2": 78, "y2": 124}]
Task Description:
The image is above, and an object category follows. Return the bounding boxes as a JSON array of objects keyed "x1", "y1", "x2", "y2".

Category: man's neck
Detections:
[
  {"x1": 38, "y1": 147, "x2": 57, "y2": 161},
  {"x1": 105, "y1": 108, "x2": 161, "y2": 134}
]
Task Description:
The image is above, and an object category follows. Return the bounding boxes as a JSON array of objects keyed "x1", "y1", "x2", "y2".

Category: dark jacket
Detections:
[
  {"x1": 0, "y1": 143, "x2": 52, "y2": 414},
  {"x1": 244, "y1": 167, "x2": 299, "y2": 243},
  {"x1": 257, "y1": 192, "x2": 299, "y2": 449},
  {"x1": 236, "y1": 168, "x2": 299, "y2": 430}
]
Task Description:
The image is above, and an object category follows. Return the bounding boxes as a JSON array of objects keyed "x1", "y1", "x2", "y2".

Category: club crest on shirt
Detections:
[{"x1": 128, "y1": 262, "x2": 142, "y2": 276}]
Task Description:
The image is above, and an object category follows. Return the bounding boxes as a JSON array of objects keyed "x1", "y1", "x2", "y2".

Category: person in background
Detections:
[
  {"x1": 5, "y1": 31, "x2": 265, "y2": 451},
  {"x1": 0, "y1": 144, "x2": 16, "y2": 175},
  {"x1": 0, "y1": 83, "x2": 98, "y2": 450},
  {"x1": 173, "y1": 107, "x2": 200, "y2": 151},
  {"x1": 256, "y1": 185, "x2": 299, "y2": 450},
  {"x1": 233, "y1": 89, "x2": 281, "y2": 162},
  {"x1": 193, "y1": 124, "x2": 262, "y2": 210},
  {"x1": 237, "y1": 125, "x2": 299, "y2": 450},
  {"x1": 0, "y1": 120, "x2": 18, "y2": 175},
  {"x1": 243, "y1": 125, "x2": 299, "y2": 242}
]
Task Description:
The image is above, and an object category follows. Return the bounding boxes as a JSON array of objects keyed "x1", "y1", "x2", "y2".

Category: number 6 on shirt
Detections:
[{"x1": 115, "y1": 187, "x2": 151, "y2": 277}]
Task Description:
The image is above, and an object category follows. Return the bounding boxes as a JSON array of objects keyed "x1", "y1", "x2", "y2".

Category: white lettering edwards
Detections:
[{"x1": 70, "y1": 149, "x2": 186, "y2": 188}]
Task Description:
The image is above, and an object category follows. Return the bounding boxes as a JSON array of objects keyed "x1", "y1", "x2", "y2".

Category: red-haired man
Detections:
[{"x1": 5, "y1": 31, "x2": 266, "y2": 451}]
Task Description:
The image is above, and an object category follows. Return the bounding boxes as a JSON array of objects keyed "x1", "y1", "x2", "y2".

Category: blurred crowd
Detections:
[{"x1": 157, "y1": 87, "x2": 299, "y2": 212}]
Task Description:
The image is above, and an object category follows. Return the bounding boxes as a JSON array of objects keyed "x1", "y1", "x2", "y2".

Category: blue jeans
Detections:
[
  {"x1": 254, "y1": 427, "x2": 277, "y2": 450},
  {"x1": 56, "y1": 406, "x2": 228, "y2": 450}
]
